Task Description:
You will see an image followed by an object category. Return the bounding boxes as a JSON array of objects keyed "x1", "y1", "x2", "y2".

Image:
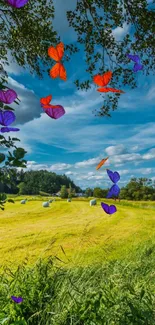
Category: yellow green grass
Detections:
[{"x1": 0, "y1": 196, "x2": 155, "y2": 269}]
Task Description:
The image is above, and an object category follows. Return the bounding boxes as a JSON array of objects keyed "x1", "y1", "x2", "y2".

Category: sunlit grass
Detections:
[{"x1": 0, "y1": 197, "x2": 155, "y2": 269}]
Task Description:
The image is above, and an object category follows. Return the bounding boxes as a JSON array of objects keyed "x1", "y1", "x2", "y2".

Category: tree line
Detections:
[
  {"x1": 0, "y1": 168, "x2": 81, "y2": 196},
  {"x1": 0, "y1": 169, "x2": 155, "y2": 201},
  {"x1": 85, "y1": 178, "x2": 155, "y2": 201}
]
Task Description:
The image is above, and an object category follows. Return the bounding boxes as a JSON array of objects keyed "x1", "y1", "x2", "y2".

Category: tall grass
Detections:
[{"x1": 1, "y1": 240, "x2": 155, "y2": 324}]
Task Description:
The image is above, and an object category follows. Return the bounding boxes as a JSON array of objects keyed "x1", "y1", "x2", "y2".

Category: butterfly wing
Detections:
[
  {"x1": 101, "y1": 202, "x2": 110, "y2": 214},
  {"x1": 97, "y1": 87, "x2": 125, "y2": 93},
  {"x1": 93, "y1": 71, "x2": 112, "y2": 87},
  {"x1": 107, "y1": 169, "x2": 120, "y2": 183},
  {"x1": 59, "y1": 64, "x2": 67, "y2": 81},
  {"x1": 11, "y1": 296, "x2": 23, "y2": 303},
  {"x1": 109, "y1": 205, "x2": 117, "y2": 214},
  {"x1": 133, "y1": 63, "x2": 143, "y2": 72},
  {"x1": 0, "y1": 127, "x2": 20, "y2": 133},
  {"x1": 40, "y1": 95, "x2": 52, "y2": 107},
  {"x1": 0, "y1": 110, "x2": 16, "y2": 126},
  {"x1": 107, "y1": 184, "x2": 120, "y2": 198},
  {"x1": 44, "y1": 105, "x2": 65, "y2": 120},
  {"x1": 48, "y1": 42, "x2": 64, "y2": 61},
  {"x1": 56, "y1": 42, "x2": 64, "y2": 61},
  {"x1": 6, "y1": 0, "x2": 29, "y2": 8},
  {"x1": 5, "y1": 89, "x2": 17, "y2": 104},
  {"x1": 127, "y1": 54, "x2": 140, "y2": 63},
  {"x1": 96, "y1": 157, "x2": 108, "y2": 170},
  {"x1": 0, "y1": 90, "x2": 6, "y2": 103},
  {"x1": 49, "y1": 63, "x2": 66, "y2": 80}
]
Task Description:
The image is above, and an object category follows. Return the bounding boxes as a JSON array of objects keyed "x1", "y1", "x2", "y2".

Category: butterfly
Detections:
[
  {"x1": 106, "y1": 169, "x2": 120, "y2": 183},
  {"x1": 6, "y1": 0, "x2": 29, "y2": 8},
  {"x1": 48, "y1": 42, "x2": 67, "y2": 81},
  {"x1": 11, "y1": 296, "x2": 23, "y2": 303},
  {"x1": 107, "y1": 184, "x2": 120, "y2": 198},
  {"x1": 101, "y1": 202, "x2": 117, "y2": 215},
  {"x1": 40, "y1": 95, "x2": 65, "y2": 120},
  {"x1": 0, "y1": 110, "x2": 20, "y2": 133},
  {"x1": 0, "y1": 89, "x2": 17, "y2": 104},
  {"x1": 93, "y1": 71, "x2": 125, "y2": 93},
  {"x1": 127, "y1": 54, "x2": 143, "y2": 72},
  {"x1": 96, "y1": 157, "x2": 108, "y2": 170}
]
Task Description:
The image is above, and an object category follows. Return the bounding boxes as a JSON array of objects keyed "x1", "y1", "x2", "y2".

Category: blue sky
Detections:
[{"x1": 3, "y1": 0, "x2": 155, "y2": 190}]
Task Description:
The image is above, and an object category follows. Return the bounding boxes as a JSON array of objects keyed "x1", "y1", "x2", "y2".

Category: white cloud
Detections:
[
  {"x1": 112, "y1": 23, "x2": 129, "y2": 41},
  {"x1": 3, "y1": 52, "x2": 26, "y2": 76},
  {"x1": 147, "y1": 86, "x2": 155, "y2": 100},
  {"x1": 143, "y1": 148, "x2": 155, "y2": 160},
  {"x1": 75, "y1": 158, "x2": 102, "y2": 168},
  {"x1": 49, "y1": 163, "x2": 72, "y2": 171},
  {"x1": 105, "y1": 144, "x2": 127, "y2": 156},
  {"x1": 7, "y1": 77, "x2": 41, "y2": 125}
]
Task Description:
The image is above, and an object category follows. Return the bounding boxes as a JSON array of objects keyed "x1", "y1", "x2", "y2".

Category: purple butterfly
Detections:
[
  {"x1": 0, "y1": 110, "x2": 19, "y2": 133},
  {"x1": 11, "y1": 296, "x2": 23, "y2": 303},
  {"x1": 0, "y1": 89, "x2": 17, "y2": 104},
  {"x1": 44, "y1": 105, "x2": 65, "y2": 120},
  {"x1": 101, "y1": 202, "x2": 117, "y2": 215},
  {"x1": 107, "y1": 184, "x2": 120, "y2": 198},
  {"x1": 107, "y1": 169, "x2": 120, "y2": 183},
  {"x1": 127, "y1": 54, "x2": 143, "y2": 72},
  {"x1": 6, "y1": 0, "x2": 29, "y2": 8}
]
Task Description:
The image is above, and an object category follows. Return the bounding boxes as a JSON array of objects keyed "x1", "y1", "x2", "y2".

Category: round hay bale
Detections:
[
  {"x1": 20, "y1": 199, "x2": 27, "y2": 204},
  {"x1": 67, "y1": 199, "x2": 71, "y2": 202},
  {"x1": 42, "y1": 201, "x2": 50, "y2": 207},
  {"x1": 49, "y1": 199, "x2": 53, "y2": 203},
  {"x1": 90, "y1": 199, "x2": 96, "y2": 206}
]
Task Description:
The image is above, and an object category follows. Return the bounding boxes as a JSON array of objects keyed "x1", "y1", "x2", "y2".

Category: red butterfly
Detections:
[
  {"x1": 48, "y1": 42, "x2": 67, "y2": 81},
  {"x1": 40, "y1": 95, "x2": 65, "y2": 120},
  {"x1": 40, "y1": 95, "x2": 59, "y2": 109},
  {"x1": 93, "y1": 71, "x2": 125, "y2": 93}
]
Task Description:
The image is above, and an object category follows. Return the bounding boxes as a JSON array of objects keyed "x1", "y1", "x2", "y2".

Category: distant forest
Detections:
[
  {"x1": 86, "y1": 178, "x2": 155, "y2": 201},
  {"x1": 0, "y1": 169, "x2": 155, "y2": 201},
  {"x1": 0, "y1": 169, "x2": 82, "y2": 195}
]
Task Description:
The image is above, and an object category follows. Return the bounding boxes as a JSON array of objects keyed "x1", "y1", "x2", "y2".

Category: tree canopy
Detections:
[{"x1": 0, "y1": 0, "x2": 154, "y2": 208}]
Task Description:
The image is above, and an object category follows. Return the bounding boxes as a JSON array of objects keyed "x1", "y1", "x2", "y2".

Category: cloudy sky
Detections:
[{"x1": 3, "y1": 0, "x2": 155, "y2": 190}]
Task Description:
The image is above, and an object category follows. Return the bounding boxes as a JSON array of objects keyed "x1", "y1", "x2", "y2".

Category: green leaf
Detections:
[
  {"x1": 12, "y1": 138, "x2": 20, "y2": 142},
  {"x1": 0, "y1": 153, "x2": 5, "y2": 163},
  {"x1": 3, "y1": 105, "x2": 15, "y2": 111},
  {"x1": 13, "y1": 148, "x2": 27, "y2": 159},
  {"x1": 14, "y1": 100, "x2": 20, "y2": 105},
  {"x1": 0, "y1": 193, "x2": 7, "y2": 201}
]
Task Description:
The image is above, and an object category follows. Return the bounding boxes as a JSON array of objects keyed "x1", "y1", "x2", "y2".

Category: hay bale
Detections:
[
  {"x1": 67, "y1": 199, "x2": 71, "y2": 202},
  {"x1": 90, "y1": 199, "x2": 96, "y2": 206},
  {"x1": 42, "y1": 201, "x2": 50, "y2": 207},
  {"x1": 49, "y1": 199, "x2": 53, "y2": 203},
  {"x1": 20, "y1": 199, "x2": 27, "y2": 204}
]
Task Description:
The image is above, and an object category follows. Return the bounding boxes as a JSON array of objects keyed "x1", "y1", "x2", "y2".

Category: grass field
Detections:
[
  {"x1": 1, "y1": 196, "x2": 155, "y2": 269},
  {"x1": 1, "y1": 197, "x2": 155, "y2": 324}
]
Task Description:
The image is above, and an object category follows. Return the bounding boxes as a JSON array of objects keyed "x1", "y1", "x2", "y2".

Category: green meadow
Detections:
[
  {"x1": 1, "y1": 196, "x2": 155, "y2": 268},
  {"x1": 1, "y1": 197, "x2": 155, "y2": 324}
]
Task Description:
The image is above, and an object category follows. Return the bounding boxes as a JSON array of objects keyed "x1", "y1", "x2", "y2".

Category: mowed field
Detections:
[{"x1": 0, "y1": 196, "x2": 155, "y2": 269}]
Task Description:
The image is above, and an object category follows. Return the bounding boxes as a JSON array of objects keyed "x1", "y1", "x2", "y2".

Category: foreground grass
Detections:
[
  {"x1": 0, "y1": 197, "x2": 155, "y2": 269},
  {"x1": 1, "y1": 240, "x2": 155, "y2": 324}
]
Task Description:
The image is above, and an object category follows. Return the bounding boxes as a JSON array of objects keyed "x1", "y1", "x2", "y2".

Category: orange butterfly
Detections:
[
  {"x1": 93, "y1": 71, "x2": 124, "y2": 93},
  {"x1": 48, "y1": 42, "x2": 67, "y2": 81},
  {"x1": 96, "y1": 157, "x2": 109, "y2": 170},
  {"x1": 40, "y1": 95, "x2": 59, "y2": 109}
]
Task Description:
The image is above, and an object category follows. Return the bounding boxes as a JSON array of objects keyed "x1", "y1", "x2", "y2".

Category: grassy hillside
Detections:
[{"x1": 1, "y1": 197, "x2": 155, "y2": 269}]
